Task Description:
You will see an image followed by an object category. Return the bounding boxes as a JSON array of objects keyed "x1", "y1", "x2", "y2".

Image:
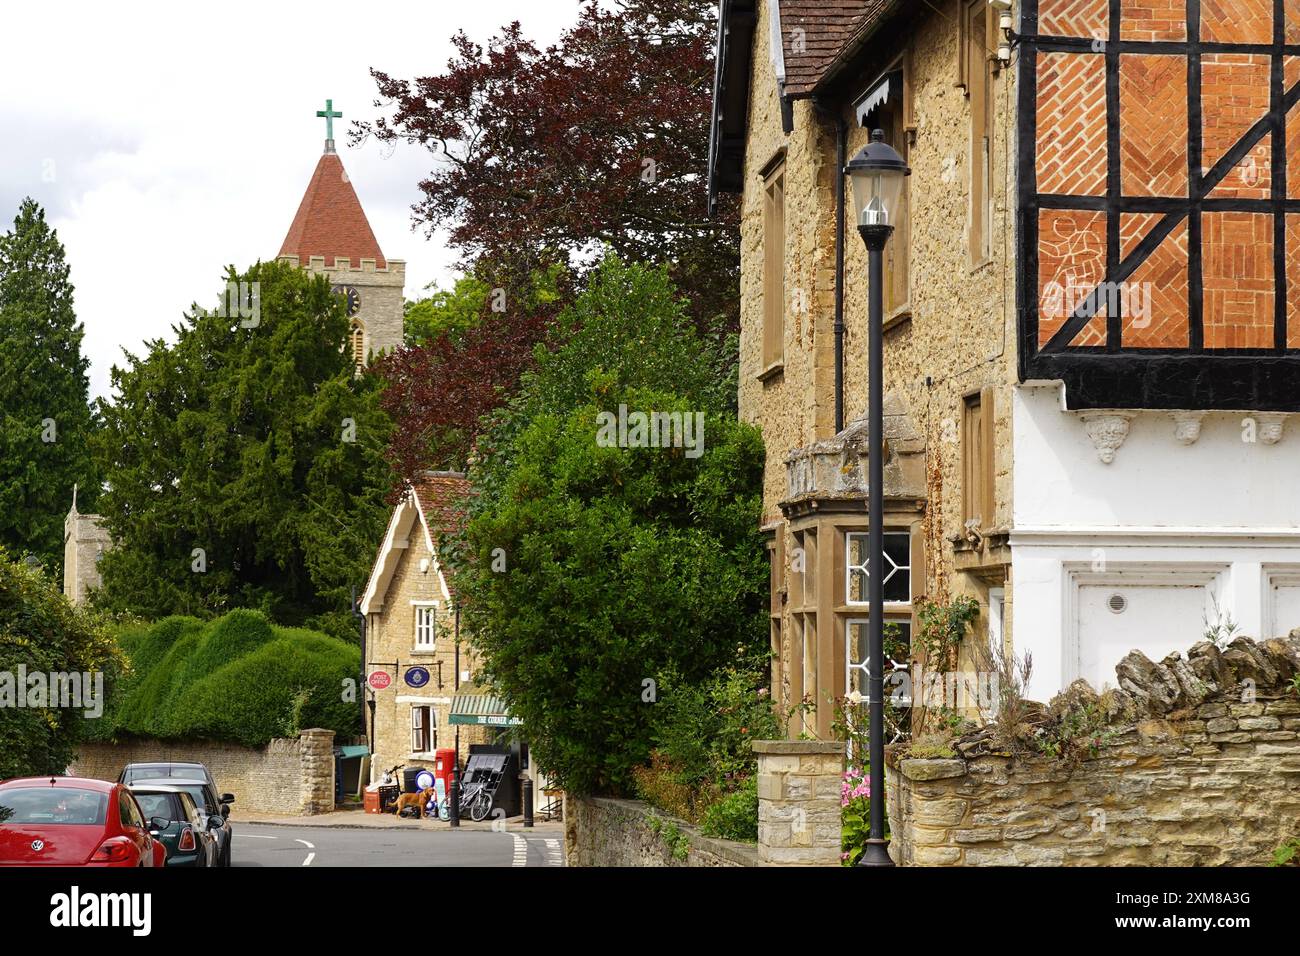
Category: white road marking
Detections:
[
  {"x1": 511, "y1": 834, "x2": 528, "y2": 867},
  {"x1": 240, "y1": 834, "x2": 277, "y2": 839},
  {"x1": 295, "y1": 839, "x2": 315, "y2": 849},
  {"x1": 302, "y1": 853, "x2": 316, "y2": 866}
]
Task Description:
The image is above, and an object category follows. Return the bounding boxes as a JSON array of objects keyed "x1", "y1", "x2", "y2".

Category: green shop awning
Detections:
[{"x1": 448, "y1": 684, "x2": 522, "y2": 727}]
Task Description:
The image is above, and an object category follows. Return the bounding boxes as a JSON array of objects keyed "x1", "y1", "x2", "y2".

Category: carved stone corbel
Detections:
[
  {"x1": 1257, "y1": 413, "x2": 1286, "y2": 445},
  {"x1": 1081, "y1": 412, "x2": 1133, "y2": 464},
  {"x1": 1171, "y1": 411, "x2": 1205, "y2": 445}
]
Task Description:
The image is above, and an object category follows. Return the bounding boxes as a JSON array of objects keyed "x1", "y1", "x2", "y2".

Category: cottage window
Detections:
[
  {"x1": 855, "y1": 57, "x2": 912, "y2": 316},
  {"x1": 846, "y1": 619, "x2": 912, "y2": 699},
  {"x1": 963, "y1": 0, "x2": 996, "y2": 265},
  {"x1": 762, "y1": 161, "x2": 786, "y2": 371},
  {"x1": 845, "y1": 530, "x2": 912, "y2": 606},
  {"x1": 961, "y1": 389, "x2": 995, "y2": 526},
  {"x1": 411, "y1": 705, "x2": 435, "y2": 754},
  {"x1": 413, "y1": 602, "x2": 438, "y2": 651}
]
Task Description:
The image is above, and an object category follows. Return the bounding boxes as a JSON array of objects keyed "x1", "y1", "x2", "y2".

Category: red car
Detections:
[{"x1": 0, "y1": 777, "x2": 165, "y2": 867}]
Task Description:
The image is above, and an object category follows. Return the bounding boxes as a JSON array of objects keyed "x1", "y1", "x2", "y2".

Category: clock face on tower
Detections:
[{"x1": 331, "y1": 284, "x2": 362, "y2": 317}]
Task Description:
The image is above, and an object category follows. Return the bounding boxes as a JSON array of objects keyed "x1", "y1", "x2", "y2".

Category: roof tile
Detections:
[
  {"x1": 278, "y1": 152, "x2": 386, "y2": 269},
  {"x1": 778, "y1": 0, "x2": 893, "y2": 97}
]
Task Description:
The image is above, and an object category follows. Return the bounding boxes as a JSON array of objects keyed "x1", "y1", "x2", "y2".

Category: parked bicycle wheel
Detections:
[{"x1": 469, "y1": 790, "x2": 491, "y2": 822}]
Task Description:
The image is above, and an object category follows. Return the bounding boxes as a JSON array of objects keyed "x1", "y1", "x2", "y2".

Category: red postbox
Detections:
[
  {"x1": 434, "y1": 748, "x2": 457, "y2": 820},
  {"x1": 434, "y1": 748, "x2": 457, "y2": 790}
]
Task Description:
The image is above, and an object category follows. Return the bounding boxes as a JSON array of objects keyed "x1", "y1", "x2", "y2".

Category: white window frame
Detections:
[
  {"x1": 410, "y1": 705, "x2": 434, "y2": 755},
  {"x1": 412, "y1": 601, "x2": 438, "y2": 652},
  {"x1": 845, "y1": 617, "x2": 913, "y2": 705},
  {"x1": 845, "y1": 530, "x2": 912, "y2": 609},
  {"x1": 988, "y1": 587, "x2": 1005, "y2": 652}
]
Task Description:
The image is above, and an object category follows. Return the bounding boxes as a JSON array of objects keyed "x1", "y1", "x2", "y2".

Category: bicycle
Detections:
[
  {"x1": 378, "y1": 763, "x2": 404, "y2": 814},
  {"x1": 458, "y1": 781, "x2": 493, "y2": 822}
]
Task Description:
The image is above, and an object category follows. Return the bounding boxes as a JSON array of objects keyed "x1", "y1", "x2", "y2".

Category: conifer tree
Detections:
[{"x1": 0, "y1": 198, "x2": 98, "y2": 573}]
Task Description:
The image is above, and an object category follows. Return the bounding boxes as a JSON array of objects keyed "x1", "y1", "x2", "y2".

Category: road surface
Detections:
[{"x1": 233, "y1": 823, "x2": 565, "y2": 867}]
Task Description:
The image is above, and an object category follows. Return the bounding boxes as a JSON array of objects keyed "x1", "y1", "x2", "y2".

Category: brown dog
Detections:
[{"x1": 393, "y1": 787, "x2": 435, "y2": 818}]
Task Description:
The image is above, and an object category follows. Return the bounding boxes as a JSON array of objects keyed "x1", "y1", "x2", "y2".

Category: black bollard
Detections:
[
  {"x1": 522, "y1": 775, "x2": 534, "y2": 828},
  {"x1": 448, "y1": 773, "x2": 460, "y2": 828}
]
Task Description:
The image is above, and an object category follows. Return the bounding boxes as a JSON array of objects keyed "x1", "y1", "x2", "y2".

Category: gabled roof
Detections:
[
  {"x1": 412, "y1": 472, "x2": 470, "y2": 538},
  {"x1": 359, "y1": 472, "x2": 468, "y2": 615},
  {"x1": 778, "y1": 1, "x2": 882, "y2": 98},
  {"x1": 707, "y1": 0, "x2": 902, "y2": 206},
  {"x1": 278, "y1": 152, "x2": 386, "y2": 269}
]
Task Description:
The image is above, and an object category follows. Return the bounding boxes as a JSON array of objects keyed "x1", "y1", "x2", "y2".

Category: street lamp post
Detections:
[{"x1": 846, "y1": 129, "x2": 909, "y2": 869}]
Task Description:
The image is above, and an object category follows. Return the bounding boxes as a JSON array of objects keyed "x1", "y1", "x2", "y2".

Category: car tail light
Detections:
[
  {"x1": 178, "y1": 827, "x2": 196, "y2": 852},
  {"x1": 91, "y1": 836, "x2": 135, "y2": 863}
]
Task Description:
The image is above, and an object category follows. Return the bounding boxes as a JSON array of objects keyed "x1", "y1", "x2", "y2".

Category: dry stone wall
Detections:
[
  {"x1": 564, "y1": 796, "x2": 758, "y2": 867},
  {"x1": 887, "y1": 635, "x2": 1300, "y2": 865}
]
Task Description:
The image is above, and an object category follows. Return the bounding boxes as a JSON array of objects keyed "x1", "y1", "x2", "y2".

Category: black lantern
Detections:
[{"x1": 847, "y1": 129, "x2": 910, "y2": 234}]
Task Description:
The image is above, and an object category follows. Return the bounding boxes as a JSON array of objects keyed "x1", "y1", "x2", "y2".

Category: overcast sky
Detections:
[{"x1": 0, "y1": 0, "x2": 578, "y2": 399}]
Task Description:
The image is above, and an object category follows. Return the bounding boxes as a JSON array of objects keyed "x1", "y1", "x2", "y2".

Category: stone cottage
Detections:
[
  {"x1": 708, "y1": 0, "x2": 1300, "y2": 735},
  {"x1": 358, "y1": 472, "x2": 494, "y2": 779}
]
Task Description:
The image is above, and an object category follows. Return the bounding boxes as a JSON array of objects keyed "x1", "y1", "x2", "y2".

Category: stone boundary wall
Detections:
[
  {"x1": 887, "y1": 636, "x2": 1300, "y2": 866},
  {"x1": 71, "y1": 728, "x2": 336, "y2": 817},
  {"x1": 564, "y1": 797, "x2": 759, "y2": 867},
  {"x1": 565, "y1": 740, "x2": 844, "y2": 867},
  {"x1": 755, "y1": 740, "x2": 844, "y2": 865}
]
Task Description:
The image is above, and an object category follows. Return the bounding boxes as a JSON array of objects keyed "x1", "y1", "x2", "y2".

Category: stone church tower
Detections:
[
  {"x1": 63, "y1": 487, "x2": 112, "y2": 605},
  {"x1": 277, "y1": 101, "x2": 405, "y2": 366},
  {"x1": 62, "y1": 103, "x2": 407, "y2": 601}
]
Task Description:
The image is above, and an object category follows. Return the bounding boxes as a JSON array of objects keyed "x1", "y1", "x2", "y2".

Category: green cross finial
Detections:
[{"x1": 317, "y1": 99, "x2": 342, "y2": 147}]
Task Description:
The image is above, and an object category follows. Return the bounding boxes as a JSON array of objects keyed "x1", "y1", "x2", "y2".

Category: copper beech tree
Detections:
[
  {"x1": 354, "y1": 0, "x2": 737, "y2": 327},
  {"x1": 361, "y1": 1, "x2": 738, "y2": 484}
]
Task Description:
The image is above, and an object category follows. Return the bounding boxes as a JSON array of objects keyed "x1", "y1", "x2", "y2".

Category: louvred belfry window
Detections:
[
  {"x1": 1018, "y1": 0, "x2": 1300, "y2": 411},
  {"x1": 349, "y1": 320, "x2": 366, "y2": 369}
]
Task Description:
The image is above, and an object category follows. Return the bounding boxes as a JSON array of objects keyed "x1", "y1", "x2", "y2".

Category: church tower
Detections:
[
  {"x1": 277, "y1": 100, "x2": 405, "y2": 367},
  {"x1": 63, "y1": 486, "x2": 112, "y2": 606}
]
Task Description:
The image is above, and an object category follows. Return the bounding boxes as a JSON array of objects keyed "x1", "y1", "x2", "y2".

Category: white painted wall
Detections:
[
  {"x1": 1010, "y1": 384, "x2": 1300, "y2": 700},
  {"x1": 1013, "y1": 384, "x2": 1300, "y2": 530}
]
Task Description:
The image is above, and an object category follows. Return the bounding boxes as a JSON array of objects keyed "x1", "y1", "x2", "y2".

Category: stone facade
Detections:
[
  {"x1": 564, "y1": 796, "x2": 759, "y2": 867},
  {"x1": 885, "y1": 634, "x2": 1300, "y2": 865},
  {"x1": 278, "y1": 254, "x2": 405, "y2": 360},
  {"x1": 62, "y1": 502, "x2": 112, "y2": 606},
  {"x1": 754, "y1": 740, "x2": 844, "y2": 865},
  {"x1": 71, "y1": 729, "x2": 337, "y2": 816},
  {"x1": 732, "y1": 1, "x2": 1019, "y2": 736}
]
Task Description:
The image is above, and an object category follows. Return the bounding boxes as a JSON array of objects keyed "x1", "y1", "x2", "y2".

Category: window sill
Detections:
[
  {"x1": 883, "y1": 308, "x2": 912, "y2": 333},
  {"x1": 838, "y1": 603, "x2": 912, "y2": 615},
  {"x1": 410, "y1": 649, "x2": 438, "y2": 659},
  {"x1": 757, "y1": 360, "x2": 785, "y2": 383},
  {"x1": 968, "y1": 257, "x2": 994, "y2": 275}
]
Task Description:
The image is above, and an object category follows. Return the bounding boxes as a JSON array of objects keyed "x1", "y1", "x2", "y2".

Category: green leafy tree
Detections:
[
  {"x1": 448, "y1": 257, "x2": 766, "y2": 795},
  {"x1": 0, "y1": 199, "x2": 98, "y2": 572},
  {"x1": 91, "y1": 260, "x2": 392, "y2": 635},
  {"x1": 403, "y1": 263, "x2": 565, "y2": 347},
  {"x1": 0, "y1": 546, "x2": 125, "y2": 779}
]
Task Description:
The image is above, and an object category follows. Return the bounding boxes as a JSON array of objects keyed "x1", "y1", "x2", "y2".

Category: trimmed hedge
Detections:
[{"x1": 91, "y1": 610, "x2": 360, "y2": 747}]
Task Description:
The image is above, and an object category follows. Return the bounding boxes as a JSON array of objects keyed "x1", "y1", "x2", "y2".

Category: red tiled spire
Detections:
[{"x1": 278, "y1": 152, "x2": 386, "y2": 269}]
